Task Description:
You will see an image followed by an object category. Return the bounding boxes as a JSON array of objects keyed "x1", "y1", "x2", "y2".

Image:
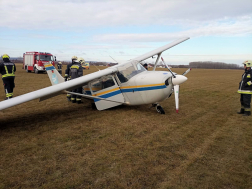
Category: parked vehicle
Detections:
[
  {"x1": 82, "y1": 62, "x2": 90, "y2": 70},
  {"x1": 23, "y1": 52, "x2": 56, "y2": 73}
]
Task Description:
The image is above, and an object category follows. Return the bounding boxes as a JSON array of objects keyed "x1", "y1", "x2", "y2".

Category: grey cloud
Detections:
[
  {"x1": 1, "y1": 0, "x2": 252, "y2": 29},
  {"x1": 93, "y1": 17, "x2": 252, "y2": 42}
]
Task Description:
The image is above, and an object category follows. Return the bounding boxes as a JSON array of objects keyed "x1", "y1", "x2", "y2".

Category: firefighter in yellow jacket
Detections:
[
  {"x1": 70, "y1": 57, "x2": 83, "y2": 103},
  {"x1": 237, "y1": 60, "x2": 252, "y2": 116},
  {"x1": 65, "y1": 56, "x2": 77, "y2": 101},
  {"x1": 0, "y1": 54, "x2": 16, "y2": 100}
]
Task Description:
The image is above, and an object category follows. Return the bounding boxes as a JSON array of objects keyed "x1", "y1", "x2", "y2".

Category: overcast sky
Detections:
[{"x1": 0, "y1": 0, "x2": 251, "y2": 65}]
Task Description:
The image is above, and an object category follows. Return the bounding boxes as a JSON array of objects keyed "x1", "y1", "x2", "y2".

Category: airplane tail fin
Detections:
[{"x1": 44, "y1": 63, "x2": 65, "y2": 85}]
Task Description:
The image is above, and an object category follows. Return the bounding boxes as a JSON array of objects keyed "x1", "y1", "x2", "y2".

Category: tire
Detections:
[
  {"x1": 34, "y1": 67, "x2": 39, "y2": 74},
  {"x1": 156, "y1": 105, "x2": 165, "y2": 114}
]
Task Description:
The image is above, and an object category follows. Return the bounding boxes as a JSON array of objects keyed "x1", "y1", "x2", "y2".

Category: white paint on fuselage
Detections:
[{"x1": 119, "y1": 71, "x2": 173, "y2": 105}]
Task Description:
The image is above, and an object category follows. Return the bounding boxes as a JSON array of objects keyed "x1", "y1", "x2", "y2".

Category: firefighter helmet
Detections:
[
  {"x1": 78, "y1": 57, "x2": 85, "y2": 64},
  {"x1": 243, "y1": 60, "x2": 252, "y2": 68},
  {"x1": 71, "y1": 56, "x2": 77, "y2": 60},
  {"x1": 58, "y1": 61, "x2": 62, "y2": 64},
  {"x1": 2, "y1": 54, "x2": 10, "y2": 60}
]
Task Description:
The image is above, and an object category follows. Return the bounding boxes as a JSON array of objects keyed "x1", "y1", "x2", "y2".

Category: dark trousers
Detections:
[
  {"x1": 2, "y1": 77, "x2": 15, "y2": 98},
  {"x1": 71, "y1": 87, "x2": 82, "y2": 101},
  {"x1": 240, "y1": 94, "x2": 251, "y2": 111}
]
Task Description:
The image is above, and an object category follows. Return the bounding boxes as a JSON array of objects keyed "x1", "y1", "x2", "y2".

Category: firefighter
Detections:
[
  {"x1": 78, "y1": 57, "x2": 85, "y2": 66},
  {"x1": 57, "y1": 61, "x2": 62, "y2": 75},
  {"x1": 65, "y1": 56, "x2": 77, "y2": 101},
  {"x1": 0, "y1": 54, "x2": 16, "y2": 100},
  {"x1": 70, "y1": 57, "x2": 83, "y2": 104},
  {"x1": 237, "y1": 60, "x2": 252, "y2": 116}
]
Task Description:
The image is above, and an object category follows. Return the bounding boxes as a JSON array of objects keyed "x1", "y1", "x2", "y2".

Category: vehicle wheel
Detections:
[
  {"x1": 34, "y1": 67, "x2": 39, "y2": 74},
  {"x1": 156, "y1": 105, "x2": 165, "y2": 114}
]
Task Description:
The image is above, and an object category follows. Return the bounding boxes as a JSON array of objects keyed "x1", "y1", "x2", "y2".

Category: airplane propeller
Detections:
[{"x1": 161, "y1": 57, "x2": 189, "y2": 113}]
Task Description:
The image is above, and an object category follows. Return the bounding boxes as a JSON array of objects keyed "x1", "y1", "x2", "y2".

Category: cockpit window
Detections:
[
  {"x1": 136, "y1": 63, "x2": 146, "y2": 72},
  {"x1": 116, "y1": 62, "x2": 146, "y2": 83},
  {"x1": 90, "y1": 76, "x2": 115, "y2": 93}
]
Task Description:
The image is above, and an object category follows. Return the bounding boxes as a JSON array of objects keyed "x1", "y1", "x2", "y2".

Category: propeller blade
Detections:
[
  {"x1": 182, "y1": 68, "x2": 191, "y2": 76},
  {"x1": 174, "y1": 85, "x2": 179, "y2": 113}
]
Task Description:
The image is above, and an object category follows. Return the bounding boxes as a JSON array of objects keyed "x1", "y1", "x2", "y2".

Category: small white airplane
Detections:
[{"x1": 0, "y1": 37, "x2": 191, "y2": 114}]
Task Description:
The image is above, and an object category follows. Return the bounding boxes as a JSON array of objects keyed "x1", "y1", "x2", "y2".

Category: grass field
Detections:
[{"x1": 0, "y1": 64, "x2": 251, "y2": 189}]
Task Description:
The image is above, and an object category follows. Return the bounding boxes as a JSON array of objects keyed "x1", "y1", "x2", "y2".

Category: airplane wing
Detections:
[
  {"x1": 133, "y1": 37, "x2": 189, "y2": 62},
  {"x1": 0, "y1": 68, "x2": 118, "y2": 110}
]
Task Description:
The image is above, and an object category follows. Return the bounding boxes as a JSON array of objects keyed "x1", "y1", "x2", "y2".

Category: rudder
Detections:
[{"x1": 44, "y1": 63, "x2": 65, "y2": 85}]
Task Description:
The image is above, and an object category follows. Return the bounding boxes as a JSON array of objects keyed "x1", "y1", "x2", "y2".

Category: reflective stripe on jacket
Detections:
[
  {"x1": 70, "y1": 63, "x2": 83, "y2": 80},
  {"x1": 238, "y1": 68, "x2": 252, "y2": 94},
  {"x1": 0, "y1": 62, "x2": 16, "y2": 78}
]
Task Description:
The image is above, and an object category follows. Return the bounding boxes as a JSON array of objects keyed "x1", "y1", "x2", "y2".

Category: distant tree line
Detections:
[
  {"x1": 188, "y1": 61, "x2": 242, "y2": 69},
  {"x1": 3, "y1": 58, "x2": 243, "y2": 70}
]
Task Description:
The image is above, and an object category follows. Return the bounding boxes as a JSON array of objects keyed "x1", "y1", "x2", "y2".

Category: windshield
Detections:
[
  {"x1": 116, "y1": 62, "x2": 146, "y2": 83},
  {"x1": 39, "y1": 55, "x2": 53, "y2": 61}
]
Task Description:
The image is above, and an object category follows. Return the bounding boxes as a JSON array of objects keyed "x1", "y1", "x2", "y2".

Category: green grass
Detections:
[{"x1": 0, "y1": 64, "x2": 251, "y2": 189}]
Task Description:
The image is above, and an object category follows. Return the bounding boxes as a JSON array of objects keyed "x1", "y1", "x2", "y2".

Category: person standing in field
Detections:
[
  {"x1": 237, "y1": 60, "x2": 252, "y2": 116},
  {"x1": 57, "y1": 61, "x2": 62, "y2": 75},
  {"x1": 70, "y1": 57, "x2": 83, "y2": 104},
  {"x1": 65, "y1": 56, "x2": 77, "y2": 101},
  {"x1": 0, "y1": 54, "x2": 16, "y2": 100}
]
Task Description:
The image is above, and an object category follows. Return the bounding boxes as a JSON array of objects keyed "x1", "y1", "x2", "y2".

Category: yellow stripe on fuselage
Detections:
[
  {"x1": 120, "y1": 83, "x2": 164, "y2": 89},
  {"x1": 87, "y1": 83, "x2": 165, "y2": 97},
  {"x1": 93, "y1": 87, "x2": 120, "y2": 96}
]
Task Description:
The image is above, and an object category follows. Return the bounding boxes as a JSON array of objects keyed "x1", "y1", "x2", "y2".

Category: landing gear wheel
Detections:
[{"x1": 156, "y1": 105, "x2": 165, "y2": 114}]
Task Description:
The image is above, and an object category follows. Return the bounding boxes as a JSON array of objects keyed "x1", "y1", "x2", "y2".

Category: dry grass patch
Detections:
[{"x1": 0, "y1": 64, "x2": 251, "y2": 188}]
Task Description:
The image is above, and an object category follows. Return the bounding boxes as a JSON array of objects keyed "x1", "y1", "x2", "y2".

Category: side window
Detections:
[
  {"x1": 91, "y1": 80, "x2": 103, "y2": 93},
  {"x1": 36, "y1": 55, "x2": 39, "y2": 60},
  {"x1": 117, "y1": 72, "x2": 128, "y2": 83},
  {"x1": 101, "y1": 76, "x2": 115, "y2": 89},
  {"x1": 91, "y1": 76, "x2": 115, "y2": 93}
]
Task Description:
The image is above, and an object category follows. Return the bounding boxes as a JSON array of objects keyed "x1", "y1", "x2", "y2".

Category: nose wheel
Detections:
[{"x1": 151, "y1": 103, "x2": 165, "y2": 114}]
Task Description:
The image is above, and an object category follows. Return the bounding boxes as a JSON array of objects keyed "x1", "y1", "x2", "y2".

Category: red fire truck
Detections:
[{"x1": 23, "y1": 52, "x2": 56, "y2": 73}]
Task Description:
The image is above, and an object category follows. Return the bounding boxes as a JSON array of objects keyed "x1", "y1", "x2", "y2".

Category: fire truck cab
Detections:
[{"x1": 23, "y1": 52, "x2": 56, "y2": 73}]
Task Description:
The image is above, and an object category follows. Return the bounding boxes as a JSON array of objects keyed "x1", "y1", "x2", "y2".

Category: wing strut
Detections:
[
  {"x1": 64, "y1": 91, "x2": 130, "y2": 105},
  {"x1": 152, "y1": 53, "x2": 162, "y2": 71}
]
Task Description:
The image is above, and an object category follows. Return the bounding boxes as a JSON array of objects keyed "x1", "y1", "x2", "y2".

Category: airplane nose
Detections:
[{"x1": 172, "y1": 75, "x2": 187, "y2": 85}]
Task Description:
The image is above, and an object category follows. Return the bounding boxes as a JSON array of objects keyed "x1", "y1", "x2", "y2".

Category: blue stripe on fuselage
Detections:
[
  {"x1": 121, "y1": 85, "x2": 166, "y2": 93},
  {"x1": 94, "y1": 90, "x2": 122, "y2": 102},
  {"x1": 93, "y1": 85, "x2": 166, "y2": 102}
]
